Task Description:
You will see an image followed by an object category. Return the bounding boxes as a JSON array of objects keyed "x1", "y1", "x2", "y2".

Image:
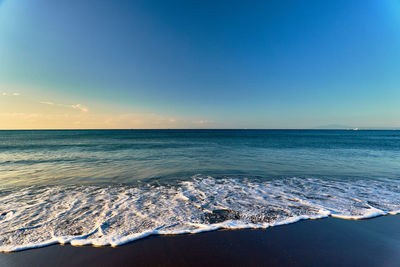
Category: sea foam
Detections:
[{"x1": 0, "y1": 176, "x2": 399, "y2": 252}]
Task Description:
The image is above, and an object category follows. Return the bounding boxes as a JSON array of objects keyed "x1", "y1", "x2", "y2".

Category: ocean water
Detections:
[{"x1": 0, "y1": 130, "x2": 399, "y2": 252}]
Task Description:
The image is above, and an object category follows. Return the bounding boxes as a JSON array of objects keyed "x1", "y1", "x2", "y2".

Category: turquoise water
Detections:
[
  {"x1": 0, "y1": 130, "x2": 399, "y2": 251},
  {"x1": 1, "y1": 130, "x2": 399, "y2": 187}
]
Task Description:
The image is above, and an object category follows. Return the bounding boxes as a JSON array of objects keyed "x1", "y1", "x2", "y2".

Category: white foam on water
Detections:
[{"x1": 1, "y1": 176, "x2": 399, "y2": 252}]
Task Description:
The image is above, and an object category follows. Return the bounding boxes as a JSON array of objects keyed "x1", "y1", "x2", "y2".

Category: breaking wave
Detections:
[{"x1": 1, "y1": 176, "x2": 399, "y2": 252}]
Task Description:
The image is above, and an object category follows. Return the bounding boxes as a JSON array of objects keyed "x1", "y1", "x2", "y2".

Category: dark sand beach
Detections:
[{"x1": 1, "y1": 215, "x2": 399, "y2": 267}]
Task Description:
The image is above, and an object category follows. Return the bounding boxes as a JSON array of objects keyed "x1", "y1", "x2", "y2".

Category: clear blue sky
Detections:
[{"x1": 0, "y1": 0, "x2": 399, "y2": 129}]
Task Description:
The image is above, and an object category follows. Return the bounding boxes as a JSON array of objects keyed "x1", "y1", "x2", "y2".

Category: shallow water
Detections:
[{"x1": 0, "y1": 130, "x2": 399, "y2": 252}]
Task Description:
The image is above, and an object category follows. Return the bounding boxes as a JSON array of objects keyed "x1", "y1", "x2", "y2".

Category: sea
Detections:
[{"x1": 0, "y1": 129, "x2": 399, "y2": 252}]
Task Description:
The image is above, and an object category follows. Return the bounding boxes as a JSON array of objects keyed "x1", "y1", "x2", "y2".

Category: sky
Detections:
[{"x1": 0, "y1": 0, "x2": 400, "y2": 129}]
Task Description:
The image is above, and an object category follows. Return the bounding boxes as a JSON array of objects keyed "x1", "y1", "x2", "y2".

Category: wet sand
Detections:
[{"x1": 1, "y1": 215, "x2": 400, "y2": 267}]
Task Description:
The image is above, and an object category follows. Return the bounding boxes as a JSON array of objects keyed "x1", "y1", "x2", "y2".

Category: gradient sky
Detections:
[{"x1": 1, "y1": 0, "x2": 400, "y2": 129}]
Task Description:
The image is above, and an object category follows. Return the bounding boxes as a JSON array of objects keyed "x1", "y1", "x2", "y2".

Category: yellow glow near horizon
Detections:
[{"x1": 0, "y1": 93, "x2": 212, "y2": 129}]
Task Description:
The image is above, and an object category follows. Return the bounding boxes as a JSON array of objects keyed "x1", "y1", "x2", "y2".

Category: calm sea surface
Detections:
[{"x1": 1, "y1": 130, "x2": 399, "y2": 251}]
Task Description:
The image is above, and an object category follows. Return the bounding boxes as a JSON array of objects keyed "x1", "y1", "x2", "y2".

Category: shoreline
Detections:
[
  {"x1": 1, "y1": 211, "x2": 397, "y2": 253},
  {"x1": 1, "y1": 215, "x2": 400, "y2": 266}
]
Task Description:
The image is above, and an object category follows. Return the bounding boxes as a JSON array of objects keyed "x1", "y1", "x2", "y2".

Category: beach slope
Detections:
[{"x1": 1, "y1": 215, "x2": 399, "y2": 267}]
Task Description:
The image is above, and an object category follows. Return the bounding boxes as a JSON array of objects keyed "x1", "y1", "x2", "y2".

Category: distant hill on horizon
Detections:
[
  {"x1": 314, "y1": 124, "x2": 400, "y2": 130},
  {"x1": 314, "y1": 124, "x2": 353, "y2": 129}
]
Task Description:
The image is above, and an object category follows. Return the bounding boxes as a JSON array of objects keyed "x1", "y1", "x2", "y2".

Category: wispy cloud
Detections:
[
  {"x1": 194, "y1": 119, "x2": 213, "y2": 124},
  {"x1": 40, "y1": 101, "x2": 55, "y2": 105},
  {"x1": 40, "y1": 101, "x2": 89, "y2": 112},
  {"x1": 1, "y1": 92, "x2": 20, "y2": 96},
  {"x1": 71, "y1": 104, "x2": 88, "y2": 112}
]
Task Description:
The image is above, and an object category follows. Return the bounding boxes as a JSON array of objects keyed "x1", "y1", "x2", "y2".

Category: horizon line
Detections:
[{"x1": 0, "y1": 128, "x2": 399, "y2": 131}]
